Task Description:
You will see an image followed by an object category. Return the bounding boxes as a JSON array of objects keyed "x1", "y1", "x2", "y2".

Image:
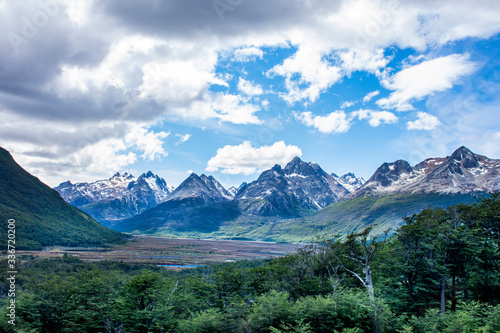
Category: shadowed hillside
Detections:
[{"x1": 0, "y1": 147, "x2": 127, "y2": 250}]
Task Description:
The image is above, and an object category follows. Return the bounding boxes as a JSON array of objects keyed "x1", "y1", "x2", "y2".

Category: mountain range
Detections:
[
  {"x1": 68, "y1": 146, "x2": 498, "y2": 241},
  {"x1": 4, "y1": 145, "x2": 495, "y2": 250},
  {"x1": 56, "y1": 146, "x2": 499, "y2": 222},
  {"x1": 55, "y1": 171, "x2": 174, "y2": 222},
  {"x1": 352, "y1": 146, "x2": 500, "y2": 197}
]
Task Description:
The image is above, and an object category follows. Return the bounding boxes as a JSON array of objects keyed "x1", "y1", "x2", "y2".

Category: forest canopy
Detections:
[{"x1": 1, "y1": 193, "x2": 499, "y2": 332}]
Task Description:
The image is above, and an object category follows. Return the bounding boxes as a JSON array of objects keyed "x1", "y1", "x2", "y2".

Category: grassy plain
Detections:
[{"x1": 15, "y1": 235, "x2": 304, "y2": 269}]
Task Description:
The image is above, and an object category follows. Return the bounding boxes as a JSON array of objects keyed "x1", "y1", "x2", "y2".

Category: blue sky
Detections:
[{"x1": 1, "y1": 0, "x2": 499, "y2": 188}]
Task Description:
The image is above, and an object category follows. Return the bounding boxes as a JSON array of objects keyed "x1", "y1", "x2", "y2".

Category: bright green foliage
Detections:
[
  {"x1": 16, "y1": 275, "x2": 78, "y2": 333},
  {"x1": 245, "y1": 290, "x2": 293, "y2": 331},
  {"x1": 380, "y1": 194, "x2": 500, "y2": 317},
  {"x1": 116, "y1": 271, "x2": 175, "y2": 333},
  {"x1": 406, "y1": 302, "x2": 500, "y2": 333},
  {"x1": 177, "y1": 308, "x2": 226, "y2": 332}
]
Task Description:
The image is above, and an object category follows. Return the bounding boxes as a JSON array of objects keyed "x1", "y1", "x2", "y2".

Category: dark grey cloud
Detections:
[
  {"x1": 0, "y1": 85, "x2": 166, "y2": 123},
  {"x1": 0, "y1": 1, "x2": 112, "y2": 85},
  {"x1": 0, "y1": 114, "x2": 130, "y2": 153},
  {"x1": 97, "y1": 0, "x2": 334, "y2": 39}
]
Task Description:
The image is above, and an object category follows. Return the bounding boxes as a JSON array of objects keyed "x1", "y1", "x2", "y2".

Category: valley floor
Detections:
[{"x1": 16, "y1": 235, "x2": 304, "y2": 268}]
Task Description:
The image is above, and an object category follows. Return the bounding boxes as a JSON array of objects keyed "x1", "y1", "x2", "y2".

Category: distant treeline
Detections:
[{"x1": 1, "y1": 193, "x2": 500, "y2": 332}]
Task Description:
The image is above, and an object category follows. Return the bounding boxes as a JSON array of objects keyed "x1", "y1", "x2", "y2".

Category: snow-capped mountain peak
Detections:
[
  {"x1": 55, "y1": 171, "x2": 174, "y2": 221},
  {"x1": 332, "y1": 172, "x2": 366, "y2": 193},
  {"x1": 166, "y1": 173, "x2": 232, "y2": 204},
  {"x1": 351, "y1": 146, "x2": 500, "y2": 197},
  {"x1": 227, "y1": 186, "x2": 238, "y2": 197},
  {"x1": 235, "y1": 156, "x2": 349, "y2": 214}
]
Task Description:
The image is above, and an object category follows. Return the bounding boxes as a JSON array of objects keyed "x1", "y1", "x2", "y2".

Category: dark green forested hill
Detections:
[{"x1": 0, "y1": 147, "x2": 127, "y2": 250}]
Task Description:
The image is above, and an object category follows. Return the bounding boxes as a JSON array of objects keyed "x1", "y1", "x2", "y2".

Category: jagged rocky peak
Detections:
[
  {"x1": 413, "y1": 157, "x2": 447, "y2": 175},
  {"x1": 333, "y1": 172, "x2": 366, "y2": 192},
  {"x1": 227, "y1": 186, "x2": 238, "y2": 197},
  {"x1": 338, "y1": 172, "x2": 365, "y2": 182},
  {"x1": 202, "y1": 174, "x2": 232, "y2": 198},
  {"x1": 284, "y1": 156, "x2": 319, "y2": 177},
  {"x1": 175, "y1": 172, "x2": 204, "y2": 189},
  {"x1": 134, "y1": 171, "x2": 173, "y2": 194},
  {"x1": 186, "y1": 172, "x2": 199, "y2": 180},
  {"x1": 141, "y1": 170, "x2": 156, "y2": 178},
  {"x1": 166, "y1": 172, "x2": 232, "y2": 204},
  {"x1": 54, "y1": 170, "x2": 174, "y2": 222},
  {"x1": 138, "y1": 170, "x2": 169, "y2": 184},
  {"x1": 231, "y1": 182, "x2": 248, "y2": 197},
  {"x1": 203, "y1": 174, "x2": 215, "y2": 182},
  {"x1": 235, "y1": 156, "x2": 349, "y2": 215},
  {"x1": 368, "y1": 160, "x2": 413, "y2": 187},
  {"x1": 58, "y1": 180, "x2": 73, "y2": 187},
  {"x1": 271, "y1": 164, "x2": 282, "y2": 173},
  {"x1": 110, "y1": 171, "x2": 135, "y2": 183},
  {"x1": 351, "y1": 146, "x2": 500, "y2": 197},
  {"x1": 449, "y1": 146, "x2": 480, "y2": 169},
  {"x1": 113, "y1": 171, "x2": 132, "y2": 178},
  {"x1": 284, "y1": 156, "x2": 305, "y2": 170}
]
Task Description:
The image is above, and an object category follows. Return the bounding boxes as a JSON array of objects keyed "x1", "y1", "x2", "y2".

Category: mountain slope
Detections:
[
  {"x1": 112, "y1": 173, "x2": 236, "y2": 233},
  {"x1": 351, "y1": 146, "x2": 500, "y2": 197},
  {"x1": 0, "y1": 147, "x2": 126, "y2": 250},
  {"x1": 209, "y1": 193, "x2": 480, "y2": 242},
  {"x1": 167, "y1": 173, "x2": 232, "y2": 204},
  {"x1": 55, "y1": 171, "x2": 174, "y2": 222},
  {"x1": 234, "y1": 157, "x2": 349, "y2": 216},
  {"x1": 275, "y1": 193, "x2": 480, "y2": 241},
  {"x1": 113, "y1": 193, "x2": 481, "y2": 242}
]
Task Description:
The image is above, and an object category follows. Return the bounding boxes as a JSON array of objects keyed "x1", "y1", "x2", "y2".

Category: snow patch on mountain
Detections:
[{"x1": 332, "y1": 172, "x2": 366, "y2": 193}]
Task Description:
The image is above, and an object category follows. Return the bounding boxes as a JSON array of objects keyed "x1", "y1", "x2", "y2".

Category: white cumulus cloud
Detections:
[
  {"x1": 377, "y1": 54, "x2": 477, "y2": 111},
  {"x1": 206, "y1": 141, "x2": 302, "y2": 175},
  {"x1": 139, "y1": 58, "x2": 227, "y2": 105},
  {"x1": 407, "y1": 112, "x2": 441, "y2": 130},
  {"x1": 354, "y1": 109, "x2": 398, "y2": 127},
  {"x1": 238, "y1": 78, "x2": 264, "y2": 96},
  {"x1": 124, "y1": 125, "x2": 170, "y2": 161},
  {"x1": 182, "y1": 93, "x2": 262, "y2": 125},
  {"x1": 268, "y1": 45, "x2": 343, "y2": 104},
  {"x1": 233, "y1": 47, "x2": 264, "y2": 62},
  {"x1": 295, "y1": 111, "x2": 352, "y2": 134}
]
